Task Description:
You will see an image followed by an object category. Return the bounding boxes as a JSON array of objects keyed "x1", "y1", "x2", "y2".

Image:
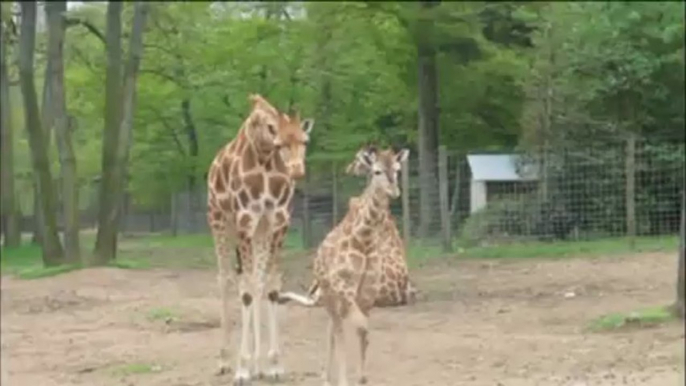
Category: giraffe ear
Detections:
[
  {"x1": 346, "y1": 150, "x2": 370, "y2": 176},
  {"x1": 360, "y1": 147, "x2": 376, "y2": 168},
  {"x1": 395, "y1": 149, "x2": 409, "y2": 165},
  {"x1": 301, "y1": 118, "x2": 314, "y2": 137}
]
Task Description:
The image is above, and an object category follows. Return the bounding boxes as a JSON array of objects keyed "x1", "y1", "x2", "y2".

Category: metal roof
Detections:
[{"x1": 466, "y1": 154, "x2": 539, "y2": 182}]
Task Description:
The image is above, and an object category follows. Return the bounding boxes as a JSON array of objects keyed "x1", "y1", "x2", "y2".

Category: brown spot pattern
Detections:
[{"x1": 244, "y1": 173, "x2": 264, "y2": 199}]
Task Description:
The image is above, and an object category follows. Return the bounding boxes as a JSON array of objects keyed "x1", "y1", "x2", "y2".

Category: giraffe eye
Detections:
[
  {"x1": 374, "y1": 170, "x2": 382, "y2": 176},
  {"x1": 267, "y1": 124, "x2": 276, "y2": 135}
]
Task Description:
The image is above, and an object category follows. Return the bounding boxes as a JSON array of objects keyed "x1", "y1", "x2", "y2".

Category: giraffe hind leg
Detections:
[
  {"x1": 346, "y1": 304, "x2": 369, "y2": 385},
  {"x1": 332, "y1": 316, "x2": 349, "y2": 386},
  {"x1": 322, "y1": 318, "x2": 336, "y2": 386}
]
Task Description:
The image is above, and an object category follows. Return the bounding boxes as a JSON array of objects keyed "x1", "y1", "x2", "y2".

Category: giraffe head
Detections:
[
  {"x1": 350, "y1": 145, "x2": 409, "y2": 199},
  {"x1": 247, "y1": 94, "x2": 315, "y2": 179}
]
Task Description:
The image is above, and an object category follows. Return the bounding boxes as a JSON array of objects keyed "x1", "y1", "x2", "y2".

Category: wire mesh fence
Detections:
[
  {"x1": 163, "y1": 137, "x2": 684, "y2": 253},
  {"x1": 9, "y1": 137, "x2": 684, "y2": 254}
]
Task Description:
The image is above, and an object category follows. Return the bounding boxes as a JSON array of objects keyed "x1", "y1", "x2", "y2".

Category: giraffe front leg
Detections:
[
  {"x1": 212, "y1": 229, "x2": 233, "y2": 376},
  {"x1": 251, "y1": 271, "x2": 265, "y2": 379},
  {"x1": 265, "y1": 272, "x2": 285, "y2": 381},
  {"x1": 234, "y1": 231, "x2": 257, "y2": 386},
  {"x1": 265, "y1": 225, "x2": 288, "y2": 382},
  {"x1": 216, "y1": 270, "x2": 233, "y2": 375},
  {"x1": 235, "y1": 272, "x2": 254, "y2": 385},
  {"x1": 250, "y1": 235, "x2": 275, "y2": 379}
]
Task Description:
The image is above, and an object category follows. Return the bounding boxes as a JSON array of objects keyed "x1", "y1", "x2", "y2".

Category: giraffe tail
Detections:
[{"x1": 277, "y1": 280, "x2": 321, "y2": 307}]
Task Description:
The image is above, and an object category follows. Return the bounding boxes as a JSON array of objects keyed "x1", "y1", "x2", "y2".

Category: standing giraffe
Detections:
[
  {"x1": 279, "y1": 145, "x2": 415, "y2": 386},
  {"x1": 207, "y1": 94, "x2": 314, "y2": 385}
]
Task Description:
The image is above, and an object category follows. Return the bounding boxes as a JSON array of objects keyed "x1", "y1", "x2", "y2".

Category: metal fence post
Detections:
[
  {"x1": 401, "y1": 155, "x2": 411, "y2": 248},
  {"x1": 439, "y1": 146, "x2": 452, "y2": 252},
  {"x1": 626, "y1": 134, "x2": 637, "y2": 249}
]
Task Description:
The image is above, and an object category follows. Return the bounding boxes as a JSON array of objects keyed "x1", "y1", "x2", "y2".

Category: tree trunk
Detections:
[
  {"x1": 32, "y1": 57, "x2": 54, "y2": 245},
  {"x1": 674, "y1": 188, "x2": 685, "y2": 319},
  {"x1": 93, "y1": 1, "x2": 124, "y2": 265},
  {"x1": 46, "y1": 1, "x2": 80, "y2": 263},
  {"x1": 113, "y1": 1, "x2": 149, "y2": 239},
  {"x1": 181, "y1": 98, "x2": 199, "y2": 190},
  {"x1": 94, "y1": 1, "x2": 149, "y2": 264},
  {"x1": 18, "y1": 1, "x2": 64, "y2": 266},
  {"x1": 417, "y1": 0, "x2": 440, "y2": 239},
  {"x1": 0, "y1": 11, "x2": 21, "y2": 247}
]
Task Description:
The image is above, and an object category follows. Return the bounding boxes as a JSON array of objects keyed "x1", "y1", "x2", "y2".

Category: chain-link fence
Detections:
[
  {"x1": 10, "y1": 137, "x2": 684, "y2": 252},
  {"x1": 454, "y1": 139, "x2": 685, "y2": 248},
  {"x1": 162, "y1": 137, "x2": 684, "y2": 252}
]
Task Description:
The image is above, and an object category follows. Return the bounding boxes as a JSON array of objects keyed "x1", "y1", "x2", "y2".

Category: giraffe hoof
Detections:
[
  {"x1": 251, "y1": 368, "x2": 264, "y2": 380},
  {"x1": 358, "y1": 376, "x2": 368, "y2": 385},
  {"x1": 265, "y1": 366, "x2": 285, "y2": 382},
  {"x1": 233, "y1": 368, "x2": 251, "y2": 385},
  {"x1": 215, "y1": 364, "x2": 232, "y2": 376}
]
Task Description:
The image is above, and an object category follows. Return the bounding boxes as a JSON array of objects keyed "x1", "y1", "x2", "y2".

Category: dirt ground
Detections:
[{"x1": 2, "y1": 251, "x2": 684, "y2": 386}]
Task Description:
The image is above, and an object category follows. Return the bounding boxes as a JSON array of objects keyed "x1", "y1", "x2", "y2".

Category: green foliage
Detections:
[
  {"x1": 520, "y1": 1, "x2": 684, "y2": 145},
  {"x1": 5, "y1": 1, "x2": 682, "y2": 218},
  {"x1": 3, "y1": 1, "x2": 537, "y2": 210}
]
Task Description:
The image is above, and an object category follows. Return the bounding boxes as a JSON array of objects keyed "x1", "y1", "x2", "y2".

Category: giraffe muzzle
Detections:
[{"x1": 289, "y1": 163, "x2": 306, "y2": 180}]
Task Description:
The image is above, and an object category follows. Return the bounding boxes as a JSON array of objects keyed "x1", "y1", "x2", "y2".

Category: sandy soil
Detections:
[{"x1": 1, "y1": 252, "x2": 684, "y2": 386}]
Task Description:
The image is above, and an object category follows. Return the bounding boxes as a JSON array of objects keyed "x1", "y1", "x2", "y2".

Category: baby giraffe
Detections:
[
  {"x1": 279, "y1": 145, "x2": 412, "y2": 386},
  {"x1": 344, "y1": 146, "x2": 419, "y2": 308}
]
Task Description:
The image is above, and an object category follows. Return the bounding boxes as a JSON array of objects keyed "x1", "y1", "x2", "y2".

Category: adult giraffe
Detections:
[{"x1": 206, "y1": 94, "x2": 314, "y2": 385}]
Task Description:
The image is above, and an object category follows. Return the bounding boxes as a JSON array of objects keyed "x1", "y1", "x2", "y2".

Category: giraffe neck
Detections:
[
  {"x1": 356, "y1": 184, "x2": 389, "y2": 229},
  {"x1": 239, "y1": 119, "x2": 274, "y2": 165}
]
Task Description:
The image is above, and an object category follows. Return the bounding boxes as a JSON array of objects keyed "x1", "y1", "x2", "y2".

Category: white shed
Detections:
[{"x1": 466, "y1": 154, "x2": 539, "y2": 214}]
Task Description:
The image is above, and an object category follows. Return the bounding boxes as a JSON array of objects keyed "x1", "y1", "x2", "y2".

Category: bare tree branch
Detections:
[
  {"x1": 143, "y1": 41, "x2": 177, "y2": 57},
  {"x1": 147, "y1": 105, "x2": 187, "y2": 156},
  {"x1": 64, "y1": 16, "x2": 106, "y2": 46},
  {"x1": 70, "y1": 46, "x2": 99, "y2": 76},
  {"x1": 139, "y1": 67, "x2": 181, "y2": 86}
]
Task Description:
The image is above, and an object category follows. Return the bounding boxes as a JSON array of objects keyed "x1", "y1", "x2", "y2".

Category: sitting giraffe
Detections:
[
  {"x1": 279, "y1": 145, "x2": 415, "y2": 386},
  {"x1": 344, "y1": 146, "x2": 418, "y2": 308},
  {"x1": 207, "y1": 94, "x2": 314, "y2": 385}
]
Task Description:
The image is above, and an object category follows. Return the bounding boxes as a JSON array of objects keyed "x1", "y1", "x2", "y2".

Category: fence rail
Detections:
[{"x1": 8, "y1": 138, "x2": 685, "y2": 253}]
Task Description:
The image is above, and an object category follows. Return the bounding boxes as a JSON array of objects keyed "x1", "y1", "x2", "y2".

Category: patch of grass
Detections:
[
  {"x1": 459, "y1": 235, "x2": 679, "y2": 260},
  {"x1": 17, "y1": 264, "x2": 82, "y2": 280},
  {"x1": 402, "y1": 235, "x2": 678, "y2": 267},
  {"x1": 589, "y1": 305, "x2": 678, "y2": 332},
  {"x1": 113, "y1": 230, "x2": 309, "y2": 270},
  {"x1": 125, "y1": 233, "x2": 215, "y2": 249},
  {"x1": 1, "y1": 244, "x2": 83, "y2": 279},
  {"x1": 406, "y1": 243, "x2": 448, "y2": 267},
  {"x1": 145, "y1": 307, "x2": 181, "y2": 323},
  {"x1": 109, "y1": 362, "x2": 162, "y2": 377},
  {"x1": 108, "y1": 258, "x2": 152, "y2": 270},
  {"x1": 1, "y1": 244, "x2": 43, "y2": 274},
  {"x1": 4, "y1": 232, "x2": 676, "y2": 276}
]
